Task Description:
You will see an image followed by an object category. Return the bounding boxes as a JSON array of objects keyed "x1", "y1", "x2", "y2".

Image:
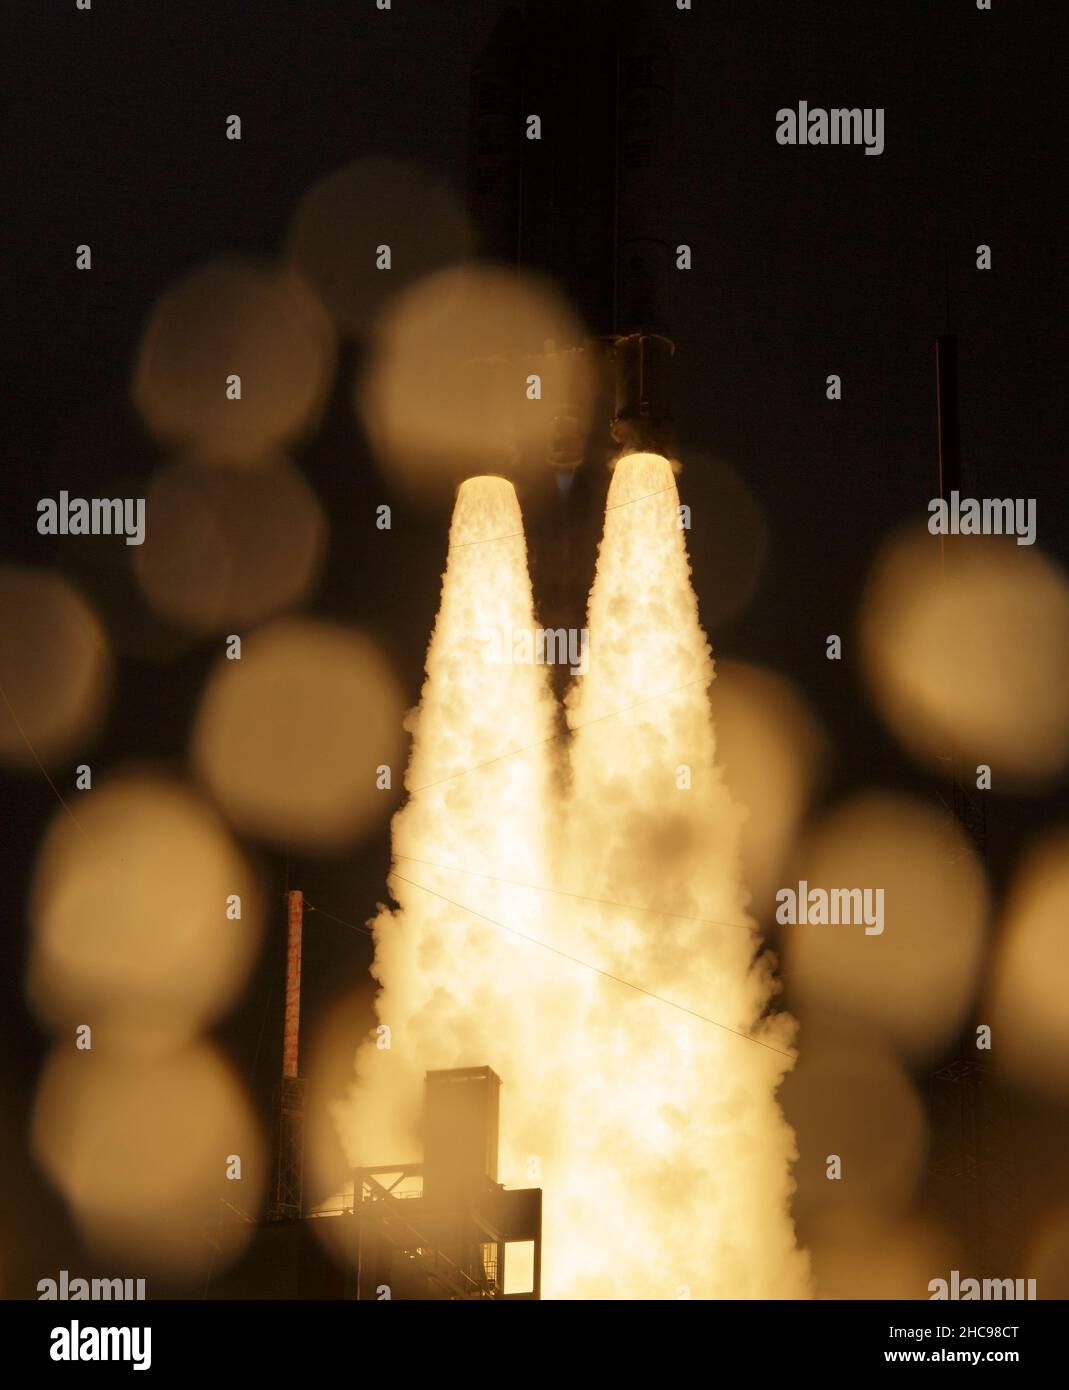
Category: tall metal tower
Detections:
[
  {"x1": 924, "y1": 333, "x2": 1021, "y2": 1274},
  {"x1": 271, "y1": 888, "x2": 307, "y2": 1221}
]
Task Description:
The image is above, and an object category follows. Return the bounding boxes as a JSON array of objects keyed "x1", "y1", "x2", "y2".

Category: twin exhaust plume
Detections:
[{"x1": 335, "y1": 452, "x2": 810, "y2": 1298}]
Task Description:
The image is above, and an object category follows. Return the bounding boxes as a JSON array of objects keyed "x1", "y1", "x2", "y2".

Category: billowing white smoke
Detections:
[
  {"x1": 554, "y1": 453, "x2": 807, "y2": 1296},
  {"x1": 337, "y1": 476, "x2": 578, "y2": 1175},
  {"x1": 336, "y1": 457, "x2": 809, "y2": 1298}
]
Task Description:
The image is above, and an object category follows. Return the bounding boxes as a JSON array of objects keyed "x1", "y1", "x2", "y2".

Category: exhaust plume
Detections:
[
  {"x1": 553, "y1": 453, "x2": 807, "y2": 1297},
  {"x1": 337, "y1": 476, "x2": 570, "y2": 1172},
  {"x1": 335, "y1": 457, "x2": 808, "y2": 1298}
]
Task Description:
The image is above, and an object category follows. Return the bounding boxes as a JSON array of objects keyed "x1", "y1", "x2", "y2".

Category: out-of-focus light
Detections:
[
  {"x1": 191, "y1": 618, "x2": 405, "y2": 851},
  {"x1": 132, "y1": 258, "x2": 335, "y2": 461},
  {"x1": 1026, "y1": 1204, "x2": 1069, "y2": 1299},
  {"x1": 780, "y1": 1016, "x2": 927, "y2": 1241},
  {"x1": 305, "y1": 984, "x2": 375, "y2": 1212},
  {"x1": 28, "y1": 772, "x2": 262, "y2": 1049},
  {"x1": 807, "y1": 1220, "x2": 959, "y2": 1300},
  {"x1": 782, "y1": 792, "x2": 988, "y2": 1059},
  {"x1": 859, "y1": 528, "x2": 1069, "y2": 786},
  {"x1": 986, "y1": 831, "x2": 1069, "y2": 1100},
  {"x1": 132, "y1": 456, "x2": 326, "y2": 633},
  {"x1": 0, "y1": 568, "x2": 111, "y2": 767},
  {"x1": 675, "y1": 451, "x2": 768, "y2": 626},
  {"x1": 287, "y1": 157, "x2": 471, "y2": 336},
  {"x1": 304, "y1": 982, "x2": 378, "y2": 1266},
  {"x1": 356, "y1": 264, "x2": 594, "y2": 506},
  {"x1": 32, "y1": 1041, "x2": 264, "y2": 1276},
  {"x1": 708, "y1": 660, "x2": 828, "y2": 915}
]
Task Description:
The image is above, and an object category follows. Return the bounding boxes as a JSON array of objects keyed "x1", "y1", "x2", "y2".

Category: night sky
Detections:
[{"x1": 3, "y1": 0, "x2": 1067, "y2": 1297}]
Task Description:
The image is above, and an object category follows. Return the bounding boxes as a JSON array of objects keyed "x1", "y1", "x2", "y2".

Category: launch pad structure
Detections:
[
  {"x1": 347, "y1": 1067, "x2": 542, "y2": 1300},
  {"x1": 211, "y1": 1065, "x2": 541, "y2": 1301},
  {"x1": 209, "y1": 894, "x2": 540, "y2": 1301}
]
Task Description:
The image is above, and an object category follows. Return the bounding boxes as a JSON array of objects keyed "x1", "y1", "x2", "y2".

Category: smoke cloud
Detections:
[{"x1": 334, "y1": 456, "x2": 809, "y2": 1298}]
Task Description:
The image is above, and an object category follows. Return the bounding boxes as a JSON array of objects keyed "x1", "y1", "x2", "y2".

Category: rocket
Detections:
[{"x1": 469, "y1": 0, "x2": 678, "y2": 474}]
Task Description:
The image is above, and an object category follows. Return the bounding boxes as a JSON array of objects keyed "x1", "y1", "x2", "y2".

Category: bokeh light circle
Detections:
[
  {"x1": 133, "y1": 456, "x2": 326, "y2": 633},
  {"x1": 133, "y1": 258, "x2": 335, "y2": 460},
  {"x1": 0, "y1": 568, "x2": 111, "y2": 767},
  {"x1": 287, "y1": 156, "x2": 471, "y2": 335},
  {"x1": 986, "y1": 830, "x2": 1069, "y2": 1100},
  {"x1": 32, "y1": 1041, "x2": 263, "y2": 1275},
  {"x1": 191, "y1": 618, "x2": 405, "y2": 851},
  {"x1": 356, "y1": 264, "x2": 594, "y2": 503},
  {"x1": 783, "y1": 792, "x2": 989, "y2": 1059},
  {"x1": 859, "y1": 528, "x2": 1069, "y2": 785},
  {"x1": 28, "y1": 772, "x2": 262, "y2": 1048}
]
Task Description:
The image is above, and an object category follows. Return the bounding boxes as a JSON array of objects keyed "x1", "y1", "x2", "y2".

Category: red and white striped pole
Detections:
[{"x1": 282, "y1": 889, "x2": 303, "y2": 1080}]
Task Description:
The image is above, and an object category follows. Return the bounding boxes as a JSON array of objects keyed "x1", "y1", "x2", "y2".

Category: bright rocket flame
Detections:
[
  {"x1": 335, "y1": 457, "x2": 808, "y2": 1298},
  {"x1": 556, "y1": 453, "x2": 807, "y2": 1297},
  {"x1": 336, "y1": 475, "x2": 567, "y2": 1169}
]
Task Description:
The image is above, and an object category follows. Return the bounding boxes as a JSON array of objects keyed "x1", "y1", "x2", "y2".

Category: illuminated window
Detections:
[{"x1": 503, "y1": 1240, "x2": 535, "y2": 1296}]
